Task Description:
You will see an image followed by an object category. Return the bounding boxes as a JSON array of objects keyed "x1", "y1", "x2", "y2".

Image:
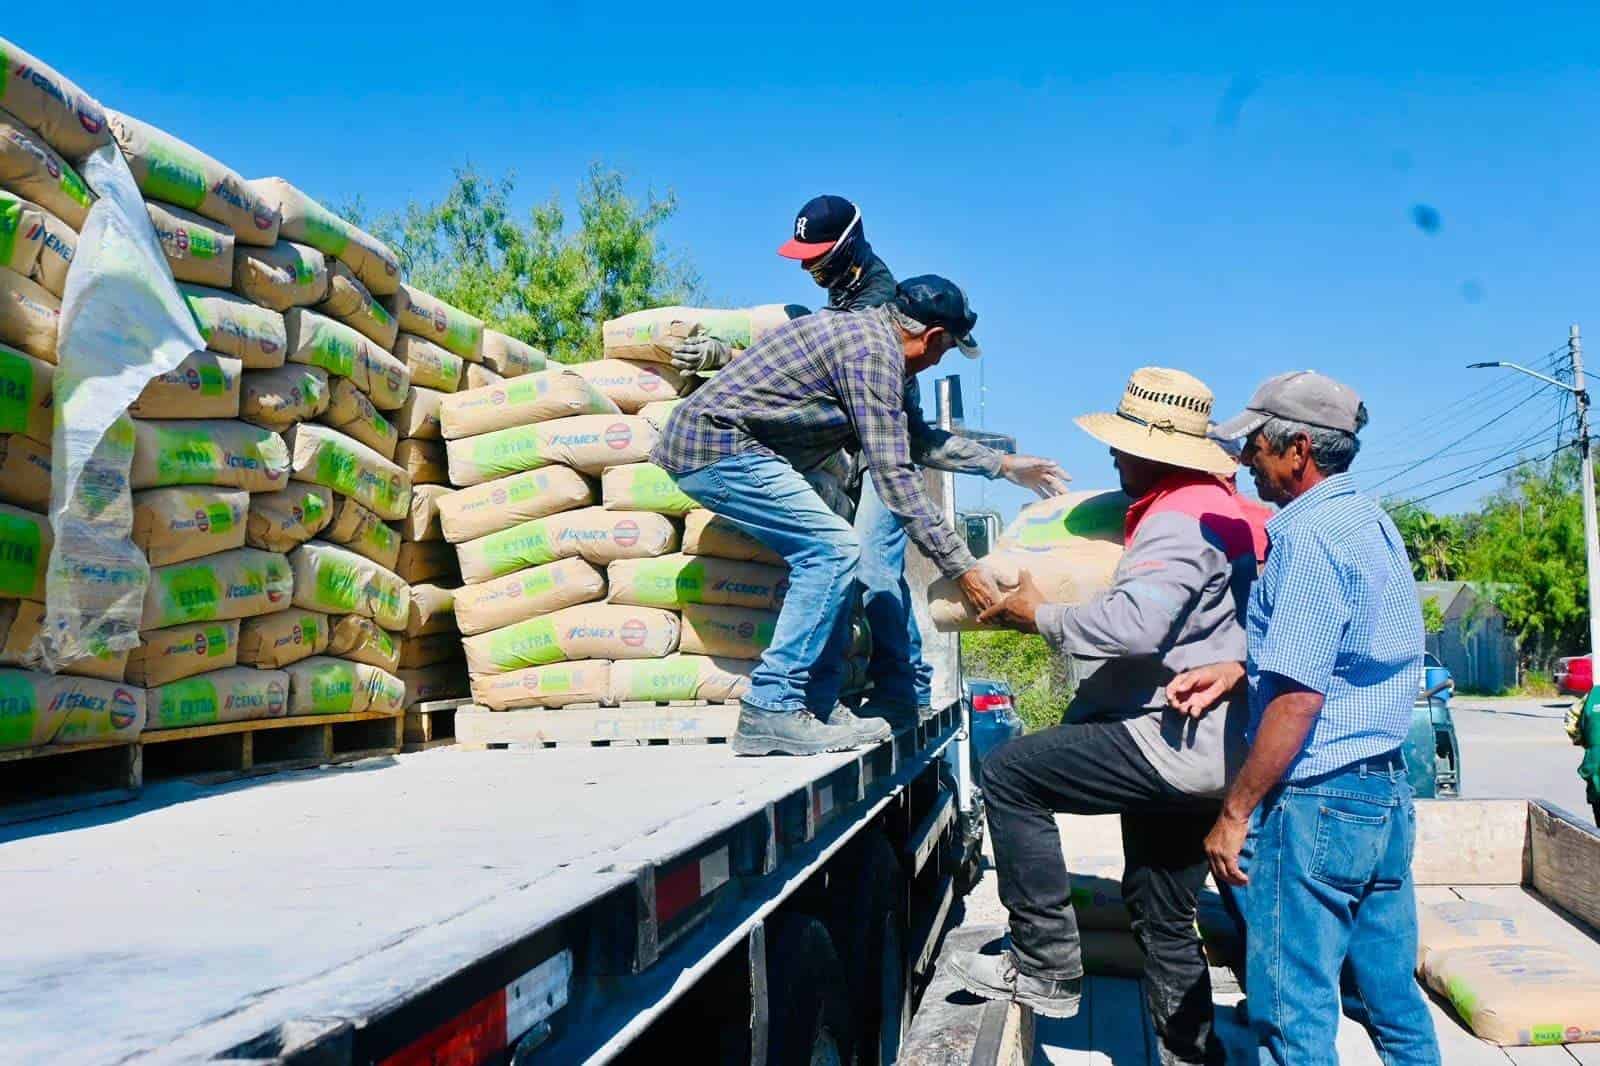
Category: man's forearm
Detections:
[{"x1": 1220, "y1": 689, "x2": 1324, "y2": 821}]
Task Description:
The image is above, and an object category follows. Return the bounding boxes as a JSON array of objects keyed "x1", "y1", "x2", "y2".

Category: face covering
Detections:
[{"x1": 807, "y1": 227, "x2": 871, "y2": 293}]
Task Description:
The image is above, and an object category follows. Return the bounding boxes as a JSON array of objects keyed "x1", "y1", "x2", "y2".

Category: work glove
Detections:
[{"x1": 670, "y1": 335, "x2": 733, "y2": 373}]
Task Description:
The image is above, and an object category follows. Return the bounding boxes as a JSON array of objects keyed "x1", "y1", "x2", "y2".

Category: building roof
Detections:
[{"x1": 1416, "y1": 581, "x2": 1509, "y2": 621}]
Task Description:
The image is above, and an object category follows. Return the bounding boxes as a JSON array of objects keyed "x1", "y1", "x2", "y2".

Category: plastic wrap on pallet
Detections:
[
  {"x1": 144, "y1": 665, "x2": 289, "y2": 731},
  {"x1": 0, "y1": 667, "x2": 144, "y2": 750},
  {"x1": 0, "y1": 599, "x2": 130, "y2": 681}
]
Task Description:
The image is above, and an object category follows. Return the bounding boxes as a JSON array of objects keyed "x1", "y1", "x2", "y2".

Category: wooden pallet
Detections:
[
  {"x1": 0, "y1": 739, "x2": 142, "y2": 826},
  {"x1": 403, "y1": 698, "x2": 470, "y2": 752},
  {"x1": 140, "y1": 712, "x2": 403, "y2": 782}
]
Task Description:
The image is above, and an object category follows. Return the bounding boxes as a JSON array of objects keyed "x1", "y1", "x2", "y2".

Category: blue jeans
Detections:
[
  {"x1": 1242, "y1": 752, "x2": 1441, "y2": 1066},
  {"x1": 672, "y1": 452, "x2": 857, "y2": 714},
  {"x1": 854, "y1": 474, "x2": 933, "y2": 709}
]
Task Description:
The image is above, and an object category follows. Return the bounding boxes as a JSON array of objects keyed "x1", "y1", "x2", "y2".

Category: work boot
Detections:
[
  {"x1": 731, "y1": 706, "x2": 862, "y2": 757},
  {"x1": 856, "y1": 701, "x2": 920, "y2": 733},
  {"x1": 947, "y1": 947, "x2": 1082, "y2": 1019},
  {"x1": 824, "y1": 705, "x2": 893, "y2": 745}
]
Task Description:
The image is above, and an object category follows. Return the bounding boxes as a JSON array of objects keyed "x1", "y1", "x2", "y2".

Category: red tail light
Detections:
[{"x1": 971, "y1": 694, "x2": 1012, "y2": 713}]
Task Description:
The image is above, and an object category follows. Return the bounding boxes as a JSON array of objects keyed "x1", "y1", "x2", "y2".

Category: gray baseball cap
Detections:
[{"x1": 1212, "y1": 370, "x2": 1365, "y2": 442}]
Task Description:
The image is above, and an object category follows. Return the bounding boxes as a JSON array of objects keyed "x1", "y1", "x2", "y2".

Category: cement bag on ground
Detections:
[
  {"x1": 386, "y1": 283, "x2": 483, "y2": 361},
  {"x1": 678, "y1": 603, "x2": 777, "y2": 660},
  {"x1": 446, "y1": 414, "x2": 656, "y2": 486},
  {"x1": 601, "y1": 462, "x2": 697, "y2": 514},
  {"x1": 327, "y1": 613, "x2": 400, "y2": 672},
  {"x1": 128, "y1": 351, "x2": 241, "y2": 418},
  {"x1": 145, "y1": 665, "x2": 289, "y2": 731},
  {"x1": 0, "y1": 501, "x2": 50, "y2": 600},
  {"x1": 246, "y1": 484, "x2": 333, "y2": 552},
  {"x1": 394, "y1": 332, "x2": 463, "y2": 392},
  {"x1": 0, "y1": 39, "x2": 112, "y2": 161},
  {"x1": 132, "y1": 486, "x2": 248, "y2": 566},
  {"x1": 931, "y1": 547, "x2": 1123, "y2": 632},
  {"x1": 607, "y1": 553, "x2": 786, "y2": 610},
  {"x1": 324, "y1": 494, "x2": 401, "y2": 571},
  {"x1": 637, "y1": 398, "x2": 680, "y2": 429},
  {"x1": 125, "y1": 619, "x2": 239, "y2": 687},
  {"x1": 355, "y1": 342, "x2": 408, "y2": 411},
  {"x1": 107, "y1": 111, "x2": 278, "y2": 244},
  {"x1": 318, "y1": 260, "x2": 397, "y2": 349},
  {"x1": 1423, "y1": 943, "x2": 1600, "y2": 1045},
  {"x1": 463, "y1": 603, "x2": 678, "y2": 676},
  {"x1": 481, "y1": 329, "x2": 544, "y2": 378},
  {"x1": 0, "y1": 190, "x2": 43, "y2": 278},
  {"x1": 234, "y1": 240, "x2": 328, "y2": 312},
  {"x1": 179, "y1": 284, "x2": 286, "y2": 368},
  {"x1": 403, "y1": 483, "x2": 450, "y2": 541},
  {"x1": 0, "y1": 108, "x2": 93, "y2": 229},
  {"x1": 453, "y1": 557, "x2": 606, "y2": 636},
  {"x1": 249, "y1": 177, "x2": 399, "y2": 296},
  {"x1": 284, "y1": 423, "x2": 410, "y2": 520},
  {"x1": 438, "y1": 368, "x2": 617, "y2": 439},
  {"x1": 1417, "y1": 901, "x2": 1524, "y2": 969},
  {"x1": 395, "y1": 385, "x2": 444, "y2": 440},
  {"x1": 289, "y1": 540, "x2": 409, "y2": 631},
  {"x1": 241, "y1": 364, "x2": 330, "y2": 431},
  {"x1": 0, "y1": 264, "x2": 58, "y2": 363},
  {"x1": 396, "y1": 438, "x2": 448, "y2": 486},
  {"x1": 146, "y1": 201, "x2": 232, "y2": 288},
  {"x1": 284, "y1": 655, "x2": 405, "y2": 716},
  {"x1": 320, "y1": 377, "x2": 398, "y2": 460},
  {"x1": 237, "y1": 608, "x2": 329, "y2": 668},
  {"x1": 999, "y1": 489, "x2": 1130, "y2": 553},
  {"x1": 24, "y1": 199, "x2": 74, "y2": 297},
  {"x1": 464, "y1": 362, "x2": 503, "y2": 390},
  {"x1": 608, "y1": 654, "x2": 753, "y2": 704},
  {"x1": 0, "y1": 432, "x2": 49, "y2": 511},
  {"x1": 456, "y1": 507, "x2": 677, "y2": 585},
  {"x1": 141, "y1": 547, "x2": 292, "y2": 629},
  {"x1": 404, "y1": 583, "x2": 455, "y2": 637},
  {"x1": 602, "y1": 304, "x2": 790, "y2": 364},
  {"x1": 471, "y1": 659, "x2": 610, "y2": 711},
  {"x1": 681, "y1": 509, "x2": 785, "y2": 566},
  {"x1": 0, "y1": 668, "x2": 143, "y2": 750},
  {"x1": 436, "y1": 465, "x2": 594, "y2": 543},
  {"x1": 399, "y1": 632, "x2": 458, "y2": 669},
  {"x1": 571, "y1": 358, "x2": 684, "y2": 413},
  {"x1": 396, "y1": 540, "x2": 457, "y2": 584},
  {"x1": 399, "y1": 663, "x2": 468, "y2": 708},
  {"x1": 130, "y1": 418, "x2": 289, "y2": 492},
  {"x1": 0, "y1": 601, "x2": 126, "y2": 680},
  {"x1": 0, "y1": 343, "x2": 52, "y2": 445}
]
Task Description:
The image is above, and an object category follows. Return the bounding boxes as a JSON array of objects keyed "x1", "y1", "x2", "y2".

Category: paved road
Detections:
[{"x1": 1450, "y1": 696, "x2": 1595, "y2": 825}]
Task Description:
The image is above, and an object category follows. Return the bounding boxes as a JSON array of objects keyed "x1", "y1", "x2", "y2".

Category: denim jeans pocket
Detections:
[{"x1": 1309, "y1": 804, "x2": 1388, "y2": 889}]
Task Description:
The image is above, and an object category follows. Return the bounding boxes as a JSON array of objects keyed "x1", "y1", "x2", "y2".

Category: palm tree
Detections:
[{"x1": 1388, "y1": 504, "x2": 1465, "y2": 581}]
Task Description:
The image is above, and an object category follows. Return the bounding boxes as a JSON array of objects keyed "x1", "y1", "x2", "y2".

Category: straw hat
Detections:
[{"x1": 1075, "y1": 367, "x2": 1238, "y2": 476}]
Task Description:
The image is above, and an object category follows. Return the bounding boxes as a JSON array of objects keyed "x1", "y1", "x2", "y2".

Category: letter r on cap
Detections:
[{"x1": 795, "y1": 217, "x2": 807, "y2": 238}]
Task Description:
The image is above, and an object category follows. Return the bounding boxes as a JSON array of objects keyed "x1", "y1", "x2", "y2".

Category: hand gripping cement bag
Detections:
[
  {"x1": 394, "y1": 333, "x2": 464, "y2": 392},
  {"x1": 129, "y1": 351, "x2": 241, "y2": 419},
  {"x1": 571, "y1": 358, "x2": 686, "y2": 414},
  {"x1": 146, "y1": 201, "x2": 233, "y2": 288},
  {"x1": 386, "y1": 283, "x2": 483, "y2": 361},
  {"x1": 462, "y1": 603, "x2": 679, "y2": 676},
  {"x1": 241, "y1": 365, "x2": 331, "y2": 431},
  {"x1": 0, "y1": 190, "x2": 44, "y2": 278},
  {"x1": 681, "y1": 509, "x2": 785, "y2": 566},
  {"x1": 436, "y1": 465, "x2": 594, "y2": 543},
  {"x1": 107, "y1": 110, "x2": 279, "y2": 244},
  {"x1": 327, "y1": 613, "x2": 401, "y2": 673},
  {"x1": 318, "y1": 260, "x2": 397, "y2": 349},
  {"x1": 246, "y1": 484, "x2": 334, "y2": 552},
  {"x1": 179, "y1": 284, "x2": 287, "y2": 368},
  {"x1": 399, "y1": 663, "x2": 469, "y2": 709},
  {"x1": 0, "y1": 668, "x2": 144, "y2": 751},
  {"x1": 0, "y1": 108, "x2": 94, "y2": 229},
  {"x1": 437, "y1": 368, "x2": 616, "y2": 440},
  {"x1": 24, "y1": 199, "x2": 75, "y2": 298},
  {"x1": 234, "y1": 240, "x2": 329, "y2": 311},
  {"x1": 130, "y1": 418, "x2": 290, "y2": 492},
  {"x1": 283, "y1": 655, "x2": 405, "y2": 716},
  {"x1": 481, "y1": 329, "x2": 545, "y2": 378},
  {"x1": 0, "y1": 432, "x2": 51, "y2": 511},
  {"x1": 930, "y1": 548, "x2": 1123, "y2": 632},
  {"x1": 131, "y1": 486, "x2": 249, "y2": 566},
  {"x1": 678, "y1": 603, "x2": 778, "y2": 660},
  {"x1": 607, "y1": 654, "x2": 754, "y2": 704},
  {"x1": 455, "y1": 507, "x2": 678, "y2": 585},
  {"x1": 0, "y1": 264, "x2": 59, "y2": 363},
  {"x1": 0, "y1": 39, "x2": 112, "y2": 163},
  {"x1": 396, "y1": 438, "x2": 449, "y2": 486},
  {"x1": 0, "y1": 342, "x2": 53, "y2": 445},
  {"x1": 0, "y1": 500, "x2": 51, "y2": 600},
  {"x1": 601, "y1": 304, "x2": 791, "y2": 364},
  {"x1": 601, "y1": 462, "x2": 698, "y2": 515},
  {"x1": 453, "y1": 557, "x2": 606, "y2": 636},
  {"x1": 403, "y1": 582, "x2": 456, "y2": 637},
  {"x1": 284, "y1": 423, "x2": 411, "y2": 521},
  {"x1": 140, "y1": 547, "x2": 293, "y2": 629},
  {"x1": 320, "y1": 376, "x2": 399, "y2": 461},
  {"x1": 445, "y1": 414, "x2": 657, "y2": 487},
  {"x1": 324, "y1": 493, "x2": 401, "y2": 571},
  {"x1": 288, "y1": 540, "x2": 409, "y2": 631},
  {"x1": 124, "y1": 619, "x2": 240, "y2": 687},
  {"x1": 470, "y1": 659, "x2": 611, "y2": 711},
  {"x1": 237, "y1": 608, "x2": 329, "y2": 668},
  {"x1": 606, "y1": 553, "x2": 787, "y2": 611},
  {"x1": 250, "y1": 177, "x2": 400, "y2": 296},
  {"x1": 395, "y1": 385, "x2": 445, "y2": 441},
  {"x1": 144, "y1": 666, "x2": 289, "y2": 731}
]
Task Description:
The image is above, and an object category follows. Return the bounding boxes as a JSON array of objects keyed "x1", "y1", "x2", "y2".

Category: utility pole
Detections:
[{"x1": 1573, "y1": 324, "x2": 1600, "y2": 665}]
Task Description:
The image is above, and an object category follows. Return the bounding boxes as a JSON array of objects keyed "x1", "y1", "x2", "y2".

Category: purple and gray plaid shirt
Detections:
[{"x1": 653, "y1": 306, "x2": 984, "y2": 578}]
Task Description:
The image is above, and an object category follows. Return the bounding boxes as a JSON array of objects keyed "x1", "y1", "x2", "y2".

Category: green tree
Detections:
[
  {"x1": 1388, "y1": 503, "x2": 1466, "y2": 581},
  {"x1": 960, "y1": 630, "x2": 1072, "y2": 732},
  {"x1": 1421, "y1": 597, "x2": 1446, "y2": 635}
]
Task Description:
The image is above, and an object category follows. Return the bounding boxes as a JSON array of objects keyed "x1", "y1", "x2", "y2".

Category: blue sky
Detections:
[{"x1": 27, "y1": 4, "x2": 1600, "y2": 520}]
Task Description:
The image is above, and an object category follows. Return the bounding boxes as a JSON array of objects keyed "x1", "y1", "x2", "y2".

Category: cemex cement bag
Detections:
[
  {"x1": 455, "y1": 507, "x2": 678, "y2": 585},
  {"x1": 462, "y1": 603, "x2": 679, "y2": 675},
  {"x1": 446, "y1": 414, "x2": 656, "y2": 486},
  {"x1": 283, "y1": 656, "x2": 405, "y2": 715},
  {"x1": 41, "y1": 141, "x2": 206, "y2": 669},
  {"x1": 438, "y1": 368, "x2": 616, "y2": 439},
  {"x1": 471, "y1": 659, "x2": 611, "y2": 711},
  {"x1": 601, "y1": 304, "x2": 790, "y2": 364},
  {"x1": 606, "y1": 554, "x2": 786, "y2": 611},
  {"x1": 0, "y1": 668, "x2": 144, "y2": 751},
  {"x1": 607, "y1": 654, "x2": 753, "y2": 704}
]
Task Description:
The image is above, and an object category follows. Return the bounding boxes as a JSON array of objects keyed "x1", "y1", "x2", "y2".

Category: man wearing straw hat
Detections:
[{"x1": 948, "y1": 368, "x2": 1263, "y2": 1064}]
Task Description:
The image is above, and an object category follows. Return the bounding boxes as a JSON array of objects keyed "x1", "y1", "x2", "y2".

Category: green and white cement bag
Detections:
[
  {"x1": 0, "y1": 264, "x2": 59, "y2": 363},
  {"x1": 678, "y1": 603, "x2": 777, "y2": 660},
  {"x1": 998, "y1": 489, "x2": 1130, "y2": 554},
  {"x1": 145, "y1": 665, "x2": 289, "y2": 731},
  {"x1": 446, "y1": 414, "x2": 657, "y2": 486},
  {"x1": 395, "y1": 385, "x2": 445, "y2": 440},
  {"x1": 0, "y1": 190, "x2": 43, "y2": 278},
  {"x1": 327, "y1": 613, "x2": 401, "y2": 673},
  {"x1": 355, "y1": 341, "x2": 409, "y2": 411},
  {"x1": 283, "y1": 307, "x2": 365, "y2": 381},
  {"x1": 1423, "y1": 943, "x2": 1600, "y2": 1046},
  {"x1": 288, "y1": 540, "x2": 409, "y2": 631},
  {"x1": 403, "y1": 483, "x2": 450, "y2": 542},
  {"x1": 681, "y1": 509, "x2": 784, "y2": 566},
  {"x1": 571, "y1": 358, "x2": 685, "y2": 414},
  {"x1": 131, "y1": 486, "x2": 248, "y2": 566},
  {"x1": 241, "y1": 364, "x2": 330, "y2": 431},
  {"x1": 602, "y1": 304, "x2": 790, "y2": 364},
  {"x1": 462, "y1": 603, "x2": 679, "y2": 676},
  {"x1": 124, "y1": 619, "x2": 239, "y2": 687},
  {"x1": 396, "y1": 540, "x2": 457, "y2": 584},
  {"x1": 0, "y1": 501, "x2": 50, "y2": 600},
  {"x1": 284, "y1": 423, "x2": 411, "y2": 521},
  {"x1": 403, "y1": 583, "x2": 456, "y2": 637},
  {"x1": 400, "y1": 663, "x2": 470, "y2": 708},
  {"x1": 607, "y1": 553, "x2": 786, "y2": 610},
  {"x1": 25, "y1": 198, "x2": 74, "y2": 298},
  {"x1": 0, "y1": 39, "x2": 112, "y2": 162},
  {"x1": 0, "y1": 342, "x2": 53, "y2": 445},
  {"x1": 481, "y1": 329, "x2": 545, "y2": 378},
  {"x1": 396, "y1": 438, "x2": 449, "y2": 486},
  {"x1": 234, "y1": 240, "x2": 329, "y2": 311},
  {"x1": 237, "y1": 608, "x2": 329, "y2": 668},
  {"x1": 438, "y1": 368, "x2": 616, "y2": 440},
  {"x1": 453, "y1": 557, "x2": 606, "y2": 636},
  {"x1": 0, "y1": 108, "x2": 93, "y2": 229},
  {"x1": 386, "y1": 283, "x2": 483, "y2": 361},
  {"x1": 318, "y1": 260, "x2": 397, "y2": 349},
  {"x1": 324, "y1": 493, "x2": 401, "y2": 571},
  {"x1": 146, "y1": 200, "x2": 232, "y2": 288},
  {"x1": 128, "y1": 351, "x2": 241, "y2": 419},
  {"x1": 284, "y1": 655, "x2": 405, "y2": 716},
  {"x1": 636, "y1": 398, "x2": 680, "y2": 429},
  {"x1": 601, "y1": 462, "x2": 697, "y2": 514},
  {"x1": 250, "y1": 177, "x2": 400, "y2": 297},
  {"x1": 141, "y1": 547, "x2": 292, "y2": 629},
  {"x1": 108, "y1": 110, "x2": 279, "y2": 244},
  {"x1": 320, "y1": 377, "x2": 398, "y2": 461},
  {"x1": 456, "y1": 507, "x2": 678, "y2": 585},
  {"x1": 0, "y1": 433, "x2": 50, "y2": 512},
  {"x1": 179, "y1": 284, "x2": 286, "y2": 368},
  {"x1": 246, "y1": 484, "x2": 333, "y2": 552},
  {"x1": 436, "y1": 465, "x2": 594, "y2": 543},
  {"x1": 0, "y1": 668, "x2": 143, "y2": 751},
  {"x1": 608, "y1": 654, "x2": 753, "y2": 704},
  {"x1": 464, "y1": 363, "x2": 503, "y2": 390},
  {"x1": 931, "y1": 546, "x2": 1123, "y2": 632},
  {"x1": 471, "y1": 659, "x2": 610, "y2": 711},
  {"x1": 130, "y1": 418, "x2": 289, "y2": 492},
  {"x1": 394, "y1": 332, "x2": 464, "y2": 392}
]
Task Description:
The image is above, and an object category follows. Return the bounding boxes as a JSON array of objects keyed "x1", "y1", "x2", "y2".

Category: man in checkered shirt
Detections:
[
  {"x1": 1167, "y1": 371, "x2": 1441, "y2": 1065},
  {"x1": 654, "y1": 276, "x2": 1007, "y2": 756}
]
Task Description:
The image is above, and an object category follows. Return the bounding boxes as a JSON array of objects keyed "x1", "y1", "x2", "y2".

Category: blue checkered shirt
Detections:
[
  {"x1": 653, "y1": 306, "x2": 979, "y2": 578},
  {"x1": 1246, "y1": 472, "x2": 1425, "y2": 782}
]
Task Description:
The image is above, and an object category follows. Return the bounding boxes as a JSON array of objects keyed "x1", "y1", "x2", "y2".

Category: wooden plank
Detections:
[
  {"x1": 0, "y1": 736, "x2": 130, "y2": 762},
  {"x1": 1414, "y1": 799, "x2": 1529, "y2": 886},
  {"x1": 140, "y1": 711, "x2": 401, "y2": 744},
  {"x1": 1530, "y1": 803, "x2": 1600, "y2": 934},
  {"x1": 456, "y1": 704, "x2": 740, "y2": 747}
]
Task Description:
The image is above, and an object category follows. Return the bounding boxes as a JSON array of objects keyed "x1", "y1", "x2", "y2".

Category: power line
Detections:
[
  {"x1": 1379, "y1": 416, "x2": 1570, "y2": 498},
  {"x1": 1368, "y1": 381, "x2": 1562, "y2": 491},
  {"x1": 1389, "y1": 443, "x2": 1575, "y2": 509}
]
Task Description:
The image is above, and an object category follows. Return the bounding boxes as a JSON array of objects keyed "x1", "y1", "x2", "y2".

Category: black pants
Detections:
[{"x1": 983, "y1": 719, "x2": 1223, "y2": 1066}]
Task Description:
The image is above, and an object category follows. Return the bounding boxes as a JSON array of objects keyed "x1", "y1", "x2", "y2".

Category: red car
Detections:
[{"x1": 1556, "y1": 655, "x2": 1593, "y2": 696}]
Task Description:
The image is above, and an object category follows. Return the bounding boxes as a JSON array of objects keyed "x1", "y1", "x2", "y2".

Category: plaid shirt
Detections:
[
  {"x1": 654, "y1": 306, "x2": 978, "y2": 578},
  {"x1": 1246, "y1": 472, "x2": 1425, "y2": 782}
]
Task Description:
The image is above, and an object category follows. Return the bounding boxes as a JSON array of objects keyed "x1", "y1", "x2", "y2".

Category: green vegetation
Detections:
[{"x1": 960, "y1": 629, "x2": 1071, "y2": 732}]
